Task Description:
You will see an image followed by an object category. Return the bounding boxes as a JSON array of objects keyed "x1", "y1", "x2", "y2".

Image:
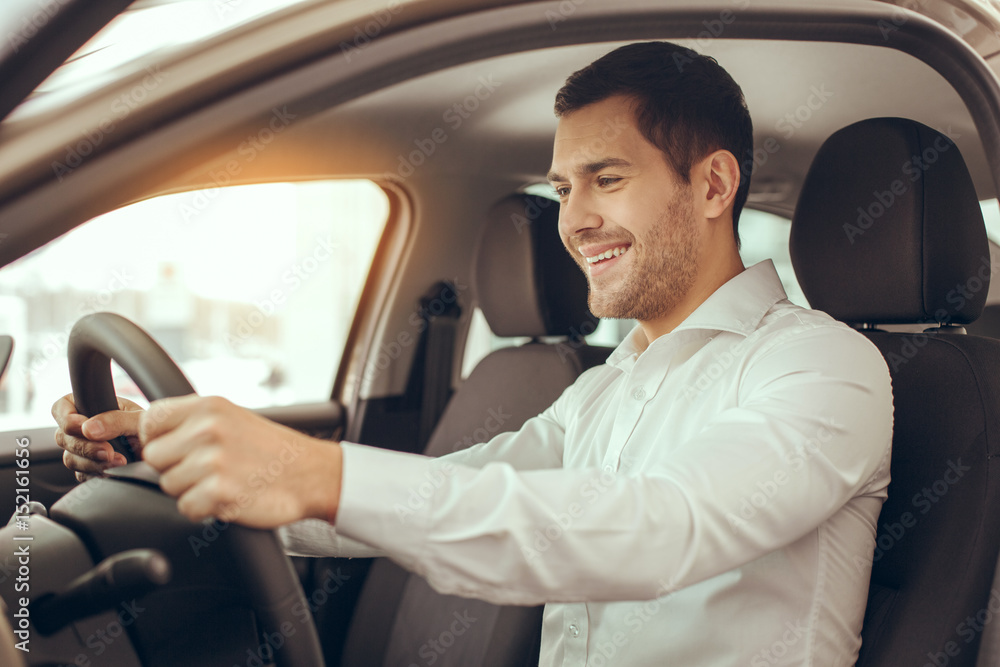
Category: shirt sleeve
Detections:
[
  {"x1": 432, "y1": 396, "x2": 569, "y2": 470},
  {"x1": 334, "y1": 326, "x2": 892, "y2": 606},
  {"x1": 279, "y1": 375, "x2": 573, "y2": 558},
  {"x1": 278, "y1": 519, "x2": 386, "y2": 558}
]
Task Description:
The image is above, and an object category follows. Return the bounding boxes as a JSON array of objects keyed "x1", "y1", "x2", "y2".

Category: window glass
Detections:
[
  {"x1": 737, "y1": 208, "x2": 807, "y2": 307},
  {"x1": 981, "y1": 199, "x2": 1000, "y2": 245},
  {"x1": 0, "y1": 180, "x2": 389, "y2": 430},
  {"x1": 461, "y1": 207, "x2": 803, "y2": 374}
]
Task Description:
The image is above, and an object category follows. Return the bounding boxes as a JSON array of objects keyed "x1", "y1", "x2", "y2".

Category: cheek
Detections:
[
  {"x1": 627, "y1": 197, "x2": 678, "y2": 243},
  {"x1": 558, "y1": 227, "x2": 575, "y2": 253},
  {"x1": 606, "y1": 201, "x2": 645, "y2": 237}
]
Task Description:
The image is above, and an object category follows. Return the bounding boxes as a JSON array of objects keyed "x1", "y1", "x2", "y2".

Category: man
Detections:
[{"x1": 54, "y1": 42, "x2": 892, "y2": 665}]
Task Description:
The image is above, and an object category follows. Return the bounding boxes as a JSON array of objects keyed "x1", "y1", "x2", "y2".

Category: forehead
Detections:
[{"x1": 550, "y1": 96, "x2": 660, "y2": 171}]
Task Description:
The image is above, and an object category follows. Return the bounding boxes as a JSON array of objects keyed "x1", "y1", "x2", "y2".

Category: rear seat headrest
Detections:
[
  {"x1": 790, "y1": 117, "x2": 989, "y2": 326},
  {"x1": 474, "y1": 194, "x2": 597, "y2": 338}
]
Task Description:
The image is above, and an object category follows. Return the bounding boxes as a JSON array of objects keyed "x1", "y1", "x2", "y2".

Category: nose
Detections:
[{"x1": 558, "y1": 189, "x2": 603, "y2": 240}]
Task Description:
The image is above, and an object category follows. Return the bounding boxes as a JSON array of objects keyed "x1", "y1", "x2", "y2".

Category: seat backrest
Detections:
[
  {"x1": 341, "y1": 194, "x2": 610, "y2": 667},
  {"x1": 791, "y1": 117, "x2": 1000, "y2": 666},
  {"x1": 967, "y1": 302, "x2": 1000, "y2": 339}
]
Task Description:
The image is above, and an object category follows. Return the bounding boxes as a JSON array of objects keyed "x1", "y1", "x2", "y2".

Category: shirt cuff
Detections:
[{"x1": 278, "y1": 519, "x2": 386, "y2": 559}]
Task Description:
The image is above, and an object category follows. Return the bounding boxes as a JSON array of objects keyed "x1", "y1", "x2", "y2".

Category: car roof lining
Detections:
[{"x1": 275, "y1": 38, "x2": 985, "y2": 220}]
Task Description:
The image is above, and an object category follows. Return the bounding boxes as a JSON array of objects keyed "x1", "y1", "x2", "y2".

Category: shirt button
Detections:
[
  {"x1": 603, "y1": 464, "x2": 615, "y2": 474},
  {"x1": 632, "y1": 387, "x2": 646, "y2": 401},
  {"x1": 568, "y1": 624, "x2": 580, "y2": 637}
]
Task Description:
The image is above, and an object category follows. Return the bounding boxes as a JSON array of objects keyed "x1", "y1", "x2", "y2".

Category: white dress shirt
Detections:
[{"x1": 281, "y1": 260, "x2": 893, "y2": 666}]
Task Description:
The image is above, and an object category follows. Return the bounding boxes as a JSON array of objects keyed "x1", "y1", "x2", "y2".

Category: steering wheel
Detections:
[{"x1": 65, "y1": 312, "x2": 324, "y2": 667}]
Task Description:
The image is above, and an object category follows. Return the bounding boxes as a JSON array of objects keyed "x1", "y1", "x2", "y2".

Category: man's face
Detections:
[{"x1": 548, "y1": 95, "x2": 701, "y2": 322}]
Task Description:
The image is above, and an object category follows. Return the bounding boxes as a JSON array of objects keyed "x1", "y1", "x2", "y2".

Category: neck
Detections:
[{"x1": 638, "y1": 248, "x2": 745, "y2": 343}]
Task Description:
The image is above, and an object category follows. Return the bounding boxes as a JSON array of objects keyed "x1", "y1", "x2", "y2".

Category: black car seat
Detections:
[
  {"x1": 340, "y1": 194, "x2": 611, "y2": 666},
  {"x1": 967, "y1": 302, "x2": 1000, "y2": 338},
  {"x1": 790, "y1": 117, "x2": 1000, "y2": 666}
]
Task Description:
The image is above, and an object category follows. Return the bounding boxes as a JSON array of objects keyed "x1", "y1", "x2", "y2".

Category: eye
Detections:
[
  {"x1": 597, "y1": 176, "x2": 622, "y2": 187},
  {"x1": 554, "y1": 185, "x2": 571, "y2": 199}
]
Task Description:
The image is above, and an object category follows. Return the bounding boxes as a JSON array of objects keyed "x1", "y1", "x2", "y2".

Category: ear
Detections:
[{"x1": 695, "y1": 149, "x2": 741, "y2": 221}]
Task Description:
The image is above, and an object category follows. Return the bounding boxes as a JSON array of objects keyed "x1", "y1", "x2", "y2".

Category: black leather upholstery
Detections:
[
  {"x1": 791, "y1": 117, "x2": 990, "y2": 325},
  {"x1": 791, "y1": 117, "x2": 1000, "y2": 666},
  {"x1": 341, "y1": 195, "x2": 610, "y2": 667}
]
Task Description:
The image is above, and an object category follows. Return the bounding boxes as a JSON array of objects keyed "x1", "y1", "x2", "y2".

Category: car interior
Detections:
[{"x1": 2, "y1": 0, "x2": 1000, "y2": 665}]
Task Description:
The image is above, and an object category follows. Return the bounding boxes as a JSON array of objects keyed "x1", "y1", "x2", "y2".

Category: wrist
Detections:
[{"x1": 302, "y1": 439, "x2": 343, "y2": 524}]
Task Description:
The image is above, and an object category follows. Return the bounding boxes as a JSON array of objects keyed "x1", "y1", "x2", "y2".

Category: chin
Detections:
[{"x1": 587, "y1": 297, "x2": 624, "y2": 320}]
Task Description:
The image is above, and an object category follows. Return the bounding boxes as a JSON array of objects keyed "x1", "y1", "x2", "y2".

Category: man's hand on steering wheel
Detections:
[
  {"x1": 141, "y1": 395, "x2": 344, "y2": 529},
  {"x1": 53, "y1": 393, "x2": 344, "y2": 529},
  {"x1": 53, "y1": 394, "x2": 144, "y2": 482}
]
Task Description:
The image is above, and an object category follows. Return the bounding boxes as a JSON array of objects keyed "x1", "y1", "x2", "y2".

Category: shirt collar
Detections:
[{"x1": 607, "y1": 260, "x2": 788, "y2": 366}]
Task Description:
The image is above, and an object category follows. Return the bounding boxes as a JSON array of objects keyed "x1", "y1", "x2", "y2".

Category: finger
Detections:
[
  {"x1": 54, "y1": 394, "x2": 141, "y2": 442},
  {"x1": 51, "y1": 394, "x2": 80, "y2": 429},
  {"x1": 82, "y1": 409, "x2": 142, "y2": 442},
  {"x1": 63, "y1": 449, "x2": 116, "y2": 476},
  {"x1": 54, "y1": 393, "x2": 141, "y2": 423},
  {"x1": 117, "y1": 397, "x2": 144, "y2": 411},
  {"x1": 141, "y1": 419, "x2": 211, "y2": 472},
  {"x1": 55, "y1": 427, "x2": 114, "y2": 461},
  {"x1": 138, "y1": 395, "x2": 200, "y2": 444},
  {"x1": 57, "y1": 428, "x2": 133, "y2": 468},
  {"x1": 175, "y1": 474, "x2": 236, "y2": 523},
  {"x1": 158, "y1": 447, "x2": 222, "y2": 498},
  {"x1": 57, "y1": 412, "x2": 88, "y2": 438}
]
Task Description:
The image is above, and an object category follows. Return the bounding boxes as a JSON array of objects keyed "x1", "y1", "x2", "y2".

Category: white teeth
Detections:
[{"x1": 585, "y1": 246, "x2": 629, "y2": 264}]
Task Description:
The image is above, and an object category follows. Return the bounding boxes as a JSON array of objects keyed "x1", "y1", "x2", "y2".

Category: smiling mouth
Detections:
[{"x1": 584, "y1": 245, "x2": 630, "y2": 264}]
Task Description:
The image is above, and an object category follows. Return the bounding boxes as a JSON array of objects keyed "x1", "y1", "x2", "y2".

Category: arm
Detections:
[
  {"x1": 278, "y1": 396, "x2": 571, "y2": 558},
  {"x1": 433, "y1": 398, "x2": 569, "y2": 470},
  {"x1": 54, "y1": 382, "x2": 572, "y2": 559},
  {"x1": 332, "y1": 326, "x2": 892, "y2": 606}
]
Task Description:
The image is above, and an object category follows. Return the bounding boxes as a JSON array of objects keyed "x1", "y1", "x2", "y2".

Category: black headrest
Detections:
[
  {"x1": 790, "y1": 117, "x2": 990, "y2": 326},
  {"x1": 474, "y1": 194, "x2": 597, "y2": 338}
]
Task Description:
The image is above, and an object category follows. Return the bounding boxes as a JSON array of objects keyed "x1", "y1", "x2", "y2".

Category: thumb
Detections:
[{"x1": 82, "y1": 409, "x2": 142, "y2": 441}]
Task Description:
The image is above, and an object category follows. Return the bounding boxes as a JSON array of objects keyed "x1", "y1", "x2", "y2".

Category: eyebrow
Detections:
[{"x1": 546, "y1": 157, "x2": 634, "y2": 184}]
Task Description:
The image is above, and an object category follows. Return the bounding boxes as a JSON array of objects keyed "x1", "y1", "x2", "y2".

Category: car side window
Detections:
[
  {"x1": 0, "y1": 180, "x2": 389, "y2": 430},
  {"x1": 982, "y1": 198, "x2": 1000, "y2": 244},
  {"x1": 737, "y1": 208, "x2": 808, "y2": 307}
]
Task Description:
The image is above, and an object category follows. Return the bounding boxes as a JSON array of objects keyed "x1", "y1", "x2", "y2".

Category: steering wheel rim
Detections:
[
  {"x1": 66, "y1": 312, "x2": 325, "y2": 667},
  {"x1": 69, "y1": 312, "x2": 196, "y2": 464}
]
